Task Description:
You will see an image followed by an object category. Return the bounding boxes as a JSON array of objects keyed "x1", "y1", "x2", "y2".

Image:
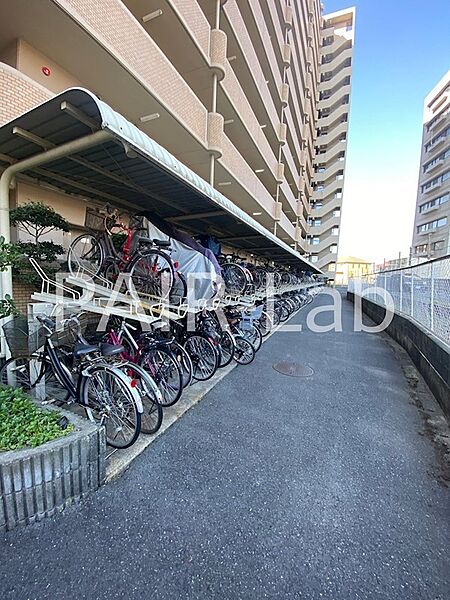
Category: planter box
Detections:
[{"x1": 0, "y1": 407, "x2": 105, "y2": 531}]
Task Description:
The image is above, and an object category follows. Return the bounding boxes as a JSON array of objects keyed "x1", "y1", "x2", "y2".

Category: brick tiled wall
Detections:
[
  {"x1": 54, "y1": 0, "x2": 208, "y2": 144},
  {"x1": 12, "y1": 281, "x2": 36, "y2": 314},
  {"x1": 0, "y1": 63, "x2": 52, "y2": 126}
]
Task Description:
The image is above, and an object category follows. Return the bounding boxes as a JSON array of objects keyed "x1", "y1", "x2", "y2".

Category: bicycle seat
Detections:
[
  {"x1": 100, "y1": 343, "x2": 125, "y2": 357},
  {"x1": 153, "y1": 238, "x2": 171, "y2": 248},
  {"x1": 136, "y1": 236, "x2": 153, "y2": 245},
  {"x1": 73, "y1": 341, "x2": 99, "y2": 358},
  {"x1": 136, "y1": 236, "x2": 171, "y2": 248}
]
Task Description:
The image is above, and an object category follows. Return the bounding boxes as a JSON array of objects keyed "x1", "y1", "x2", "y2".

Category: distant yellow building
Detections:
[{"x1": 335, "y1": 256, "x2": 373, "y2": 285}]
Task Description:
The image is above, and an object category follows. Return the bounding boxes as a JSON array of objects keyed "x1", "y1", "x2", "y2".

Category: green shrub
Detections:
[
  {"x1": 0, "y1": 386, "x2": 73, "y2": 451},
  {"x1": 9, "y1": 202, "x2": 70, "y2": 286}
]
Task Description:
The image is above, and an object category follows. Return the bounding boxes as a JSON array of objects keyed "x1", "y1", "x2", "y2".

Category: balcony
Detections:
[
  {"x1": 220, "y1": 59, "x2": 279, "y2": 184},
  {"x1": 222, "y1": 0, "x2": 281, "y2": 143},
  {"x1": 316, "y1": 121, "x2": 349, "y2": 147},
  {"x1": 423, "y1": 180, "x2": 443, "y2": 194},
  {"x1": 320, "y1": 47, "x2": 352, "y2": 73},
  {"x1": 424, "y1": 158, "x2": 445, "y2": 175}
]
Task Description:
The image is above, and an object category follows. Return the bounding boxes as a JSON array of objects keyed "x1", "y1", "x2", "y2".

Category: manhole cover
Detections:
[{"x1": 272, "y1": 362, "x2": 314, "y2": 377}]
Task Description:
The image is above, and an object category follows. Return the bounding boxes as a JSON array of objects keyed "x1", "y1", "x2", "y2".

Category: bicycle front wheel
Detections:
[
  {"x1": 233, "y1": 335, "x2": 255, "y2": 365},
  {"x1": 218, "y1": 331, "x2": 235, "y2": 367},
  {"x1": 140, "y1": 347, "x2": 183, "y2": 407},
  {"x1": 0, "y1": 355, "x2": 71, "y2": 404},
  {"x1": 119, "y1": 362, "x2": 163, "y2": 435},
  {"x1": 222, "y1": 263, "x2": 248, "y2": 296},
  {"x1": 68, "y1": 233, "x2": 104, "y2": 277},
  {"x1": 183, "y1": 334, "x2": 218, "y2": 381},
  {"x1": 128, "y1": 250, "x2": 175, "y2": 300},
  {"x1": 81, "y1": 364, "x2": 142, "y2": 449}
]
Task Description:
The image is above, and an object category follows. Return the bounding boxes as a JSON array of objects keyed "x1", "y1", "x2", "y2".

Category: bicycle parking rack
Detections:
[{"x1": 29, "y1": 258, "x2": 321, "y2": 328}]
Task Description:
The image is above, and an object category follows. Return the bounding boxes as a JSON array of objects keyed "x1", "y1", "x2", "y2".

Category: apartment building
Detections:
[
  {"x1": 307, "y1": 7, "x2": 355, "y2": 276},
  {"x1": 411, "y1": 70, "x2": 450, "y2": 260},
  {"x1": 0, "y1": 0, "x2": 354, "y2": 274}
]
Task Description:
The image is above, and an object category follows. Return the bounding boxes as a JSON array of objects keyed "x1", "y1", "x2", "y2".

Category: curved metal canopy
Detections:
[{"x1": 0, "y1": 87, "x2": 320, "y2": 271}]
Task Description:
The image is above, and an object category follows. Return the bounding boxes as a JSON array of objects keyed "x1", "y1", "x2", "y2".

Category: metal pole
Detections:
[
  {"x1": 399, "y1": 269, "x2": 403, "y2": 312},
  {"x1": 0, "y1": 129, "x2": 111, "y2": 355},
  {"x1": 430, "y1": 262, "x2": 435, "y2": 332}
]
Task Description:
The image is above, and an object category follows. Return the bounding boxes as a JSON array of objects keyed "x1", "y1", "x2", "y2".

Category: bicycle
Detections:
[
  {"x1": 0, "y1": 315, "x2": 143, "y2": 449},
  {"x1": 103, "y1": 318, "x2": 184, "y2": 407},
  {"x1": 68, "y1": 208, "x2": 182, "y2": 301}
]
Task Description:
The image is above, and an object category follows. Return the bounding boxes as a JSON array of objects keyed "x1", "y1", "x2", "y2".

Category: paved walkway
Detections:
[{"x1": 1, "y1": 294, "x2": 449, "y2": 600}]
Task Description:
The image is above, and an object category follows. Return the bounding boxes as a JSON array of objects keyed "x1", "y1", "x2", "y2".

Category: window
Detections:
[
  {"x1": 331, "y1": 227, "x2": 339, "y2": 235},
  {"x1": 312, "y1": 237, "x2": 320, "y2": 245},
  {"x1": 415, "y1": 244, "x2": 427, "y2": 254},
  {"x1": 310, "y1": 255, "x2": 319, "y2": 263},
  {"x1": 432, "y1": 240, "x2": 445, "y2": 251},
  {"x1": 417, "y1": 217, "x2": 448, "y2": 233},
  {"x1": 330, "y1": 245, "x2": 338, "y2": 253},
  {"x1": 328, "y1": 262, "x2": 336, "y2": 271},
  {"x1": 423, "y1": 148, "x2": 450, "y2": 173},
  {"x1": 427, "y1": 108, "x2": 449, "y2": 132},
  {"x1": 425, "y1": 127, "x2": 449, "y2": 152},
  {"x1": 333, "y1": 209, "x2": 341, "y2": 217},
  {"x1": 419, "y1": 193, "x2": 449, "y2": 213},
  {"x1": 308, "y1": 218, "x2": 322, "y2": 226},
  {"x1": 421, "y1": 170, "x2": 450, "y2": 193}
]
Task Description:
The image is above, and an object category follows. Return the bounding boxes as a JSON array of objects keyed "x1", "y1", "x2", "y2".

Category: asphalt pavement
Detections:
[{"x1": 1, "y1": 293, "x2": 449, "y2": 600}]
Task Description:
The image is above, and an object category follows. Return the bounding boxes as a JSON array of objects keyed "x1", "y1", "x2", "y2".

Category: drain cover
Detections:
[{"x1": 272, "y1": 362, "x2": 314, "y2": 377}]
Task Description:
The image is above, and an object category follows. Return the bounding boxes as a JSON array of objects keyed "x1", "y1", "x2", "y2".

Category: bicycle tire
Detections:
[
  {"x1": 222, "y1": 263, "x2": 248, "y2": 296},
  {"x1": 0, "y1": 355, "x2": 71, "y2": 404},
  {"x1": 183, "y1": 334, "x2": 218, "y2": 381},
  {"x1": 81, "y1": 363, "x2": 142, "y2": 449},
  {"x1": 218, "y1": 331, "x2": 235, "y2": 367},
  {"x1": 233, "y1": 335, "x2": 255, "y2": 365},
  {"x1": 68, "y1": 233, "x2": 104, "y2": 277},
  {"x1": 171, "y1": 340, "x2": 194, "y2": 388},
  {"x1": 128, "y1": 249, "x2": 175, "y2": 300},
  {"x1": 119, "y1": 362, "x2": 163, "y2": 435},
  {"x1": 139, "y1": 346, "x2": 183, "y2": 407}
]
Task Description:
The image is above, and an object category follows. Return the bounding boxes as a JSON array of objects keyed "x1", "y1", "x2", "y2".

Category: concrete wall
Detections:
[{"x1": 347, "y1": 291, "x2": 450, "y2": 421}]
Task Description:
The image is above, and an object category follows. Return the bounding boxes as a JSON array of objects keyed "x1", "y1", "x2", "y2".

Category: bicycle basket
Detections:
[
  {"x1": 84, "y1": 208, "x2": 105, "y2": 232},
  {"x1": 2, "y1": 316, "x2": 46, "y2": 358},
  {"x1": 52, "y1": 313, "x2": 103, "y2": 347},
  {"x1": 240, "y1": 315, "x2": 254, "y2": 331}
]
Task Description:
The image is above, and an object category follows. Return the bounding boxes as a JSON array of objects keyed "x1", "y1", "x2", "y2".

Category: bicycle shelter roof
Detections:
[{"x1": 0, "y1": 88, "x2": 320, "y2": 272}]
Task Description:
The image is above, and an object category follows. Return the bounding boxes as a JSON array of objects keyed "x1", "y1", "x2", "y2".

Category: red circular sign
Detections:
[{"x1": 42, "y1": 66, "x2": 51, "y2": 76}]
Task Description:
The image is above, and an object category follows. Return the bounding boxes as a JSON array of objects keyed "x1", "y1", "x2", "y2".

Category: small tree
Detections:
[
  {"x1": 10, "y1": 202, "x2": 70, "y2": 244},
  {"x1": 9, "y1": 202, "x2": 70, "y2": 285}
]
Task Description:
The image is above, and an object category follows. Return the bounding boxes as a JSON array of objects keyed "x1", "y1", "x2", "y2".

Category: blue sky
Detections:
[{"x1": 322, "y1": 0, "x2": 450, "y2": 263}]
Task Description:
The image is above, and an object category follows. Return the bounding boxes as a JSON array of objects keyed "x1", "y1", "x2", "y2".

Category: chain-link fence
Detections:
[{"x1": 348, "y1": 255, "x2": 450, "y2": 346}]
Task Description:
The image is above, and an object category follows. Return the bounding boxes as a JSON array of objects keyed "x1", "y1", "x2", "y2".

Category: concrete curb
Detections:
[{"x1": 0, "y1": 406, "x2": 105, "y2": 531}]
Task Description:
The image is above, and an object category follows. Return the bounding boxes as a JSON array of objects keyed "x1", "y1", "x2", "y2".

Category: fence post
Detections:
[
  {"x1": 430, "y1": 263, "x2": 435, "y2": 332},
  {"x1": 384, "y1": 271, "x2": 387, "y2": 306},
  {"x1": 399, "y1": 269, "x2": 403, "y2": 312},
  {"x1": 411, "y1": 271, "x2": 414, "y2": 319}
]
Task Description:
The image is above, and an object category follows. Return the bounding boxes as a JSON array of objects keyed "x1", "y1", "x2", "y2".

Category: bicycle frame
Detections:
[{"x1": 31, "y1": 337, "x2": 78, "y2": 400}]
